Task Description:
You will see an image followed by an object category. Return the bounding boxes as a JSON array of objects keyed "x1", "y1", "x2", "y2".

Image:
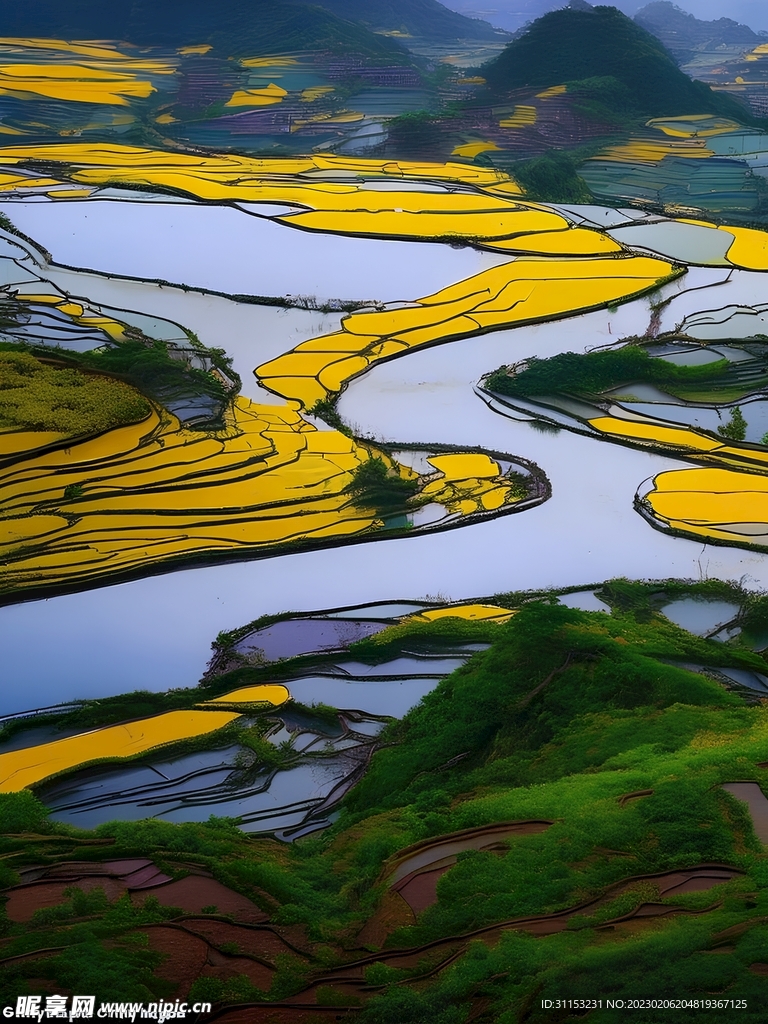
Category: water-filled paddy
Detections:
[
  {"x1": 4, "y1": 335, "x2": 768, "y2": 714},
  {"x1": 25, "y1": 640, "x2": 480, "y2": 833},
  {"x1": 558, "y1": 591, "x2": 610, "y2": 613},
  {"x1": 661, "y1": 598, "x2": 741, "y2": 636},
  {"x1": 0, "y1": 198, "x2": 511, "y2": 305},
  {"x1": 27, "y1": 263, "x2": 343, "y2": 402},
  {"x1": 4, "y1": 190, "x2": 768, "y2": 714}
]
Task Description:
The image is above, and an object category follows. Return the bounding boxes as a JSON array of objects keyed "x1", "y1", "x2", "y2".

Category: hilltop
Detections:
[{"x1": 483, "y1": 5, "x2": 750, "y2": 119}]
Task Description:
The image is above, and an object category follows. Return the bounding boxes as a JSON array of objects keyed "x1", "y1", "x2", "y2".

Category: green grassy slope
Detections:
[{"x1": 2, "y1": 598, "x2": 768, "y2": 1019}]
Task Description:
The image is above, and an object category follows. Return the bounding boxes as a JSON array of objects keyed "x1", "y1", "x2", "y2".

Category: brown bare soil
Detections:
[
  {"x1": 656, "y1": 868, "x2": 738, "y2": 896},
  {"x1": 383, "y1": 820, "x2": 554, "y2": 915},
  {"x1": 722, "y1": 782, "x2": 768, "y2": 843},
  {"x1": 321, "y1": 864, "x2": 743, "y2": 994},
  {"x1": 201, "y1": 949, "x2": 274, "y2": 990},
  {"x1": 145, "y1": 925, "x2": 210, "y2": 998},
  {"x1": 181, "y1": 918, "x2": 306, "y2": 962},
  {"x1": 393, "y1": 865, "x2": 447, "y2": 914},
  {"x1": 135, "y1": 876, "x2": 268, "y2": 922},
  {"x1": 5, "y1": 879, "x2": 127, "y2": 922},
  {"x1": 4, "y1": 857, "x2": 175, "y2": 922},
  {"x1": 355, "y1": 889, "x2": 415, "y2": 949}
]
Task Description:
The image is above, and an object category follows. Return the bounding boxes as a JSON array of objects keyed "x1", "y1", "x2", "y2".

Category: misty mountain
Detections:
[
  {"x1": 483, "y1": 5, "x2": 748, "y2": 118},
  {"x1": 316, "y1": 0, "x2": 503, "y2": 40},
  {"x1": 635, "y1": 2, "x2": 761, "y2": 62}
]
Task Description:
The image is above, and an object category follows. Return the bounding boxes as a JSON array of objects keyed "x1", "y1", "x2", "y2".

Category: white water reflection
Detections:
[
  {"x1": 559, "y1": 591, "x2": 610, "y2": 614},
  {"x1": 5, "y1": 210, "x2": 768, "y2": 714},
  {"x1": 1, "y1": 199, "x2": 510, "y2": 306},
  {"x1": 4, "y1": 333, "x2": 768, "y2": 715},
  {"x1": 287, "y1": 677, "x2": 446, "y2": 718},
  {"x1": 30, "y1": 264, "x2": 343, "y2": 403}
]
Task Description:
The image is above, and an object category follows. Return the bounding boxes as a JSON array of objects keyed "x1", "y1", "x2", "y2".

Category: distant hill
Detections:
[
  {"x1": 635, "y1": 2, "x2": 761, "y2": 63},
  {"x1": 316, "y1": 0, "x2": 503, "y2": 40},
  {"x1": 483, "y1": 6, "x2": 749, "y2": 119},
  {"x1": 0, "y1": 0, "x2": 410, "y2": 60}
]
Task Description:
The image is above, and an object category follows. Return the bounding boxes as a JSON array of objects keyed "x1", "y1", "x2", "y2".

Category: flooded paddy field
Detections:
[
  {"x1": 0, "y1": 6, "x2": 767, "y2": 1011},
  {"x1": 3, "y1": 201, "x2": 768, "y2": 709},
  {"x1": 2, "y1": 159, "x2": 768, "y2": 819},
  {"x1": 1, "y1": 197, "x2": 511, "y2": 306},
  {"x1": 0, "y1": 597, "x2": 497, "y2": 833},
  {"x1": 1, "y1": 22, "x2": 768, "y2": 1011}
]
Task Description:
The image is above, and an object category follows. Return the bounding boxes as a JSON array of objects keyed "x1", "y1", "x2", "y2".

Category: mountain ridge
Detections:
[
  {"x1": 315, "y1": 0, "x2": 503, "y2": 40},
  {"x1": 635, "y1": 1, "x2": 762, "y2": 63},
  {"x1": 483, "y1": 5, "x2": 750, "y2": 120},
  {"x1": 0, "y1": 0, "x2": 500, "y2": 55}
]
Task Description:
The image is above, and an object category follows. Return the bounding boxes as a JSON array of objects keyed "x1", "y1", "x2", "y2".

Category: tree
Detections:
[{"x1": 717, "y1": 406, "x2": 747, "y2": 441}]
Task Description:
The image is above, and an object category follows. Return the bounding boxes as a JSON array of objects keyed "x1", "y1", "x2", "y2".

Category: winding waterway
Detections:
[{"x1": 3, "y1": 198, "x2": 768, "y2": 716}]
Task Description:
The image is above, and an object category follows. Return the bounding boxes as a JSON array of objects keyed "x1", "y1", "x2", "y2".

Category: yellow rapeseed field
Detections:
[
  {"x1": 410, "y1": 603, "x2": 515, "y2": 623},
  {"x1": 0, "y1": 710, "x2": 241, "y2": 792},
  {"x1": 0, "y1": 143, "x2": 678, "y2": 600}
]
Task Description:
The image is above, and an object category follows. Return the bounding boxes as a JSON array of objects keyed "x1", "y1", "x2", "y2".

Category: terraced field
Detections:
[{"x1": 4, "y1": 23, "x2": 768, "y2": 1018}]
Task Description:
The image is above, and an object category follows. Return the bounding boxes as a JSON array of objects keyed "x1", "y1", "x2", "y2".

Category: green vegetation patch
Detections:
[
  {"x1": 511, "y1": 150, "x2": 593, "y2": 204},
  {"x1": 76, "y1": 338, "x2": 232, "y2": 417},
  {"x1": 484, "y1": 344, "x2": 736, "y2": 403},
  {"x1": 0, "y1": 348, "x2": 151, "y2": 437},
  {"x1": 0, "y1": 0, "x2": 412, "y2": 63},
  {"x1": 344, "y1": 455, "x2": 421, "y2": 514},
  {"x1": 4, "y1": 597, "x2": 768, "y2": 1018}
]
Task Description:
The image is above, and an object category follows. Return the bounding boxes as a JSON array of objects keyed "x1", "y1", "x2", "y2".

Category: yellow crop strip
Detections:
[
  {"x1": 646, "y1": 115, "x2": 742, "y2": 139},
  {"x1": 0, "y1": 143, "x2": 522, "y2": 195},
  {"x1": 225, "y1": 83, "x2": 287, "y2": 107},
  {"x1": 241, "y1": 57, "x2": 299, "y2": 68},
  {"x1": 536, "y1": 85, "x2": 566, "y2": 99},
  {"x1": 499, "y1": 105, "x2": 537, "y2": 129},
  {"x1": 722, "y1": 225, "x2": 768, "y2": 271},
  {"x1": 0, "y1": 38, "x2": 129, "y2": 60},
  {"x1": 301, "y1": 85, "x2": 335, "y2": 102},
  {"x1": 411, "y1": 603, "x2": 515, "y2": 623},
  {"x1": 587, "y1": 414, "x2": 768, "y2": 484},
  {"x1": 677, "y1": 219, "x2": 768, "y2": 271},
  {"x1": 452, "y1": 140, "x2": 501, "y2": 158},
  {"x1": 204, "y1": 684, "x2": 291, "y2": 706},
  {"x1": 5, "y1": 284, "x2": 130, "y2": 341},
  {"x1": 0, "y1": 710, "x2": 241, "y2": 792},
  {"x1": 0, "y1": 396, "x2": 514, "y2": 598},
  {"x1": 485, "y1": 228, "x2": 622, "y2": 256},
  {"x1": 589, "y1": 416, "x2": 723, "y2": 453},
  {"x1": 258, "y1": 255, "x2": 677, "y2": 408},
  {"x1": 0, "y1": 143, "x2": 678, "y2": 600},
  {"x1": 417, "y1": 453, "x2": 519, "y2": 515},
  {"x1": 592, "y1": 138, "x2": 714, "y2": 164},
  {"x1": 0, "y1": 65, "x2": 157, "y2": 105},
  {"x1": 585, "y1": 405, "x2": 768, "y2": 548},
  {"x1": 644, "y1": 467, "x2": 768, "y2": 546}
]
